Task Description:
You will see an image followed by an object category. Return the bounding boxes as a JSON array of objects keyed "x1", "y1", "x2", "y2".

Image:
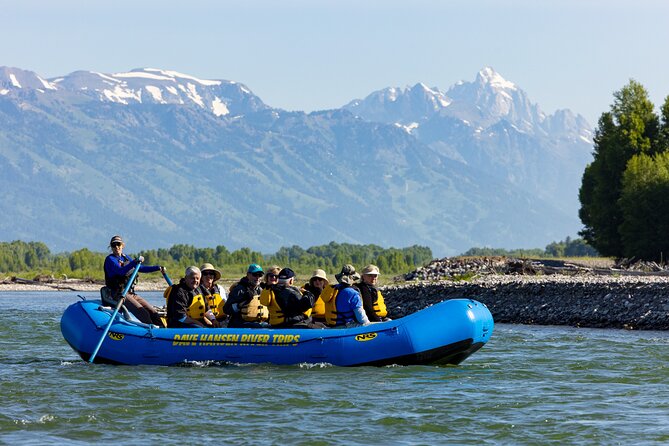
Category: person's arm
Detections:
[
  {"x1": 298, "y1": 288, "x2": 316, "y2": 312},
  {"x1": 216, "y1": 284, "x2": 228, "y2": 303},
  {"x1": 224, "y1": 285, "x2": 250, "y2": 314},
  {"x1": 138, "y1": 264, "x2": 161, "y2": 273},
  {"x1": 104, "y1": 255, "x2": 136, "y2": 278},
  {"x1": 350, "y1": 291, "x2": 370, "y2": 325}
]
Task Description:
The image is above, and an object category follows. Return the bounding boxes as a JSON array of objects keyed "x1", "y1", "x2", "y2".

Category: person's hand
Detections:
[
  {"x1": 160, "y1": 266, "x2": 166, "y2": 274},
  {"x1": 137, "y1": 255, "x2": 145, "y2": 263}
]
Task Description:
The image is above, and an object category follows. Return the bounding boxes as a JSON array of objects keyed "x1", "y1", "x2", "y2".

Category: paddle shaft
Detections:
[
  {"x1": 88, "y1": 259, "x2": 143, "y2": 363},
  {"x1": 162, "y1": 270, "x2": 173, "y2": 286}
]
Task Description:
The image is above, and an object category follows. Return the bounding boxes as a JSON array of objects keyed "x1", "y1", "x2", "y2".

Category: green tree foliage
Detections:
[
  {"x1": 463, "y1": 236, "x2": 598, "y2": 258},
  {"x1": 579, "y1": 80, "x2": 663, "y2": 257},
  {"x1": 0, "y1": 240, "x2": 432, "y2": 278},
  {"x1": 0, "y1": 240, "x2": 53, "y2": 272},
  {"x1": 618, "y1": 152, "x2": 669, "y2": 260}
]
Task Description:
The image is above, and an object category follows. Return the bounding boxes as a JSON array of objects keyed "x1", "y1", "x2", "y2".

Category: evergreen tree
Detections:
[
  {"x1": 578, "y1": 80, "x2": 659, "y2": 257},
  {"x1": 619, "y1": 152, "x2": 669, "y2": 260}
]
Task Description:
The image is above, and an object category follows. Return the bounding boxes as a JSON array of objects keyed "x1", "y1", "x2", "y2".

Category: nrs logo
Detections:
[
  {"x1": 355, "y1": 333, "x2": 378, "y2": 342},
  {"x1": 108, "y1": 332, "x2": 125, "y2": 341}
]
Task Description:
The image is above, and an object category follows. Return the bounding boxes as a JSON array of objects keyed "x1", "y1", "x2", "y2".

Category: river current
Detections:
[{"x1": 2, "y1": 291, "x2": 668, "y2": 445}]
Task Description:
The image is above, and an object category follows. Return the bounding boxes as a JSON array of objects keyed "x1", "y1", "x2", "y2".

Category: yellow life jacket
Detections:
[
  {"x1": 241, "y1": 294, "x2": 269, "y2": 322},
  {"x1": 373, "y1": 289, "x2": 388, "y2": 318},
  {"x1": 204, "y1": 287, "x2": 226, "y2": 320},
  {"x1": 320, "y1": 284, "x2": 340, "y2": 327},
  {"x1": 164, "y1": 285, "x2": 208, "y2": 321},
  {"x1": 260, "y1": 288, "x2": 284, "y2": 326},
  {"x1": 312, "y1": 296, "x2": 325, "y2": 320}
]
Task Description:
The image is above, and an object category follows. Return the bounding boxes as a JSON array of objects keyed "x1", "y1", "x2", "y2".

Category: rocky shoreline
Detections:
[
  {"x1": 384, "y1": 257, "x2": 669, "y2": 330},
  {"x1": 383, "y1": 275, "x2": 669, "y2": 330}
]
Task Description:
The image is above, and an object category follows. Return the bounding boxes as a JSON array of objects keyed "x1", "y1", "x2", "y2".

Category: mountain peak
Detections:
[
  {"x1": 0, "y1": 66, "x2": 58, "y2": 93},
  {"x1": 476, "y1": 66, "x2": 517, "y2": 91}
]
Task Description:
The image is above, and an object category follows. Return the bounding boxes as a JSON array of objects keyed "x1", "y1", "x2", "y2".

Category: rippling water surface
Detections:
[{"x1": 2, "y1": 291, "x2": 669, "y2": 445}]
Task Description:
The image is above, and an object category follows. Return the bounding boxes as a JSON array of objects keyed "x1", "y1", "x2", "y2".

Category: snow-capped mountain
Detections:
[
  {"x1": 1, "y1": 67, "x2": 268, "y2": 117},
  {"x1": 343, "y1": 67, "x2": 593, "y2": 214},
  {"x1": 345, "y1": 82, "x2": 451, "y2": 129},
  {"x1": 0, "y1": 65, "x2": 593, "y2": 255}
]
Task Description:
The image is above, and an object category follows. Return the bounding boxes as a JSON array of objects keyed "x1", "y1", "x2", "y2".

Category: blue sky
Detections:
[{"x1": 2, "y1": 0, "x2": 668, "y2": 126}]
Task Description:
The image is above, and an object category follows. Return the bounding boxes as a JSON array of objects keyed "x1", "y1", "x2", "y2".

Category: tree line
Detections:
[
  {"x1": 0, "y1": 236, "x2": 602, "y2": 280},
  {"x1": 0, "y1": 240, "x2": 433, "y2": 279},
  {"x1": 461, "y1": 236, "x2": 598, "y2": 258},
  {"x1": 579, "y1": 80, "x2": 669, "y2": 261}
]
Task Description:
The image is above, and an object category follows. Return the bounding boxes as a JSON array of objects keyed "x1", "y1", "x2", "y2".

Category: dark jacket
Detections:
[
  {"x1": 224, "y1": 276, "x2": 262, "y2": 327},
  {"x1": 104, "y1": 253, "x2": 160, "y2": 295},
  {"x1": 356, "y1": 282, "x2": 383, "y2": 322},
  {"x1": 303, "y1": 283, "x2": 323, "y2": 299},
  {"x1": 166, "y1": 278, "x2": 205, "y2": 328},
  {"x1": 273, "y1": 284, "x2": 315, "y2": 326}
]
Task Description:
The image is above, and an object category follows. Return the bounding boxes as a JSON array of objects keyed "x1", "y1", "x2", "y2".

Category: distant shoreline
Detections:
[
  {"x1": 0, "y1": 280, "x2": 168, "y2": 293},
  {"x1": 6, "y1": 271, "x2": 669, "y2": 330}
]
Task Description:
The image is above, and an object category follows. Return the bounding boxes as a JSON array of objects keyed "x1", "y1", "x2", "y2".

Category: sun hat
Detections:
[
  {"x1": 310, "y1": 269, "x2": 329, "y2": 284},
  {"x1": 247, "y1": 263, "x2": 264, "y2": 274},
  {"x1": 361, "y1": 264, "x2": 380, "y2": 276},
  {"x1": 335, "y1": 264, "x2": 360, "y2": 285},
  {"x1": 200, "y1": 263, "x2": 222, "y2": 281}
]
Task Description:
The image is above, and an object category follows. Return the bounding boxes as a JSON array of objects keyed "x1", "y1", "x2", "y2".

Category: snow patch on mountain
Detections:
[
  {"x1": 145, "y1": 85, "x2": 164, "y2": 102},
  {"x1": 9, "y1": 74, "x2": 21, "y2": 88},
  {"x1": 103, "y1": 85, "x2": 142, "y2": 104},
  {"x1": 144, "y1": 68, "x2": 222, "y2": 86},
  {"x1": 212, "y1": 97, "x2": 229, "y2": 116}
]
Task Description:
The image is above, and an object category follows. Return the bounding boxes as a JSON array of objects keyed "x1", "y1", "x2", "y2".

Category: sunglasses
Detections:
[
  {"x1": 111, "y1": 242, "x2": 122, "y2": 247},
  {"x1": 251, "y1": 272, "x2": 264, "y2": 277},
  {"x1": 202, "y1": 272, "x2": 216, "y2": 277},
  {"x1": 267, "y1": 273, "x2": 278, "y2": 279}
]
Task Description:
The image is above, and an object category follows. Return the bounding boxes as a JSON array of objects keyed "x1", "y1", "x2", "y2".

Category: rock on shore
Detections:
[{"x1": 384, "y1": 258, "x2": 669, "y2": 330}]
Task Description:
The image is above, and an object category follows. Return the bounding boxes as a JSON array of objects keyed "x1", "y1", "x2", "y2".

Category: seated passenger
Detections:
[
  {"x1": 199, "y1": 263, "x2": 228, "y2": 325},
  {"x1": 303, "y1": 269, "x2": 329, "y2": 324},
  {"x1": 166, "y1": 266, "x2": 216, "y2": 328},
  {"x1": 261, "y1": 267, "x2": 318, "y2": 328},
  {"x1": 321, "y1": 264, "x2": 370, "y2": 327},
  {"x1": 357, "y1": 264, "x2": 391, "y2": 322},
  {"x1": 261, "y1": 265, "x2": 281, "y2": 289},
  {"x1": 223, "y1": 263, "x2": 268, "y2": 328}
]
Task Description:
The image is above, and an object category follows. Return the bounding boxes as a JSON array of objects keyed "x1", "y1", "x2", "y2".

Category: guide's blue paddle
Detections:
[
  {"x1": 88, "y1": 259, "x2": 143, "y2": 363},
  {"x1": 161, "y1": 270, "x2": 173, "y2": 286}
]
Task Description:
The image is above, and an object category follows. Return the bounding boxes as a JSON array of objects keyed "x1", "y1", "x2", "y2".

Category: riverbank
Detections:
[
  {"x1": 383, "y1": 274, "x2": 669, "y2": 330},
  {"x1": 5, "y1": 257, "x2": 669, "y2": 330}
]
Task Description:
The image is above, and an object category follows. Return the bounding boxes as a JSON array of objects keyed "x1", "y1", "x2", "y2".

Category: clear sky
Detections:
[{"x1": 2, "y1": 0, "x2": 668, "y2": 127}]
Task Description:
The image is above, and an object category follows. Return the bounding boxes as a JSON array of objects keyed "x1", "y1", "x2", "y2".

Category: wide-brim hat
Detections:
[
  {"x1": 310, "y1": 269, "x2": 329, "y2": 284},
  {"x1": 200, "y1": 263, "x2": 221, "y2": 281},
  {"x1": 335, "y1": 264, "x2": 360, "y2": 285},
  {"x1": 361, "y1": 264, "x2": 380, "y2": 276}
]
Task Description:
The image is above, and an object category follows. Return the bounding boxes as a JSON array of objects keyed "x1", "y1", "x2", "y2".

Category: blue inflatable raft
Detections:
[{"x1": 60, "y1": 297, "x2": 494, "y2": 366}]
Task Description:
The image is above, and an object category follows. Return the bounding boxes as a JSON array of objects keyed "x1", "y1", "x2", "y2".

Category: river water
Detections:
[{"x1": 2, "y1": 291, "x2": 669, "y2": 445}]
